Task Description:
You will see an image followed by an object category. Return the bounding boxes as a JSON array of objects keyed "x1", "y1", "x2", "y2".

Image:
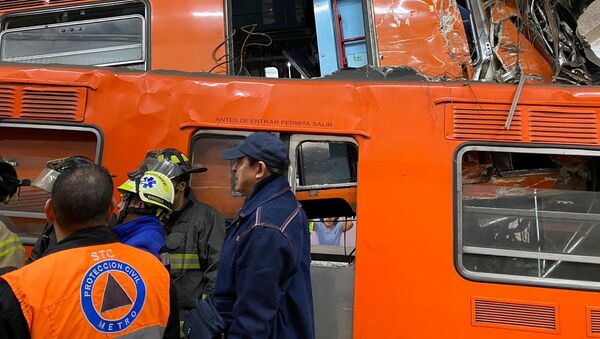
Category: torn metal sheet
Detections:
[
  {"x1": 526, "y1": 0, "x2": 593, "y2": 84},
  {"x1": 373, "y1": 0, "x2": 472, "y2": 79},
  {"x1": 371, "y1": 0, "x2": 588, "y2": 83},
  {"x1": 489, "y1": 1, "x2": 553, "y2": 83},
  {"x1": 323, "y1": 65, "x2": 426, "y2": 81},
  {"x1": 462, "y1": 152, "x2": 591, "y2": 200},
  {"x1": 463, "y1": 171, "x2": 561, "y2": 200}
]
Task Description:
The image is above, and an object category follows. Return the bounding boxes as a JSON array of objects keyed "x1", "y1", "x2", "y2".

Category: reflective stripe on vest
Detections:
[
  {"x1": 1, "y1": 242, "x2": 170, "y2": 338},
  {"x1": 170, "y1": 253, "x2": 200, "y2": 270},
  {"x1": 0, "y1": 236, "x2": 24, "y2": 258}
]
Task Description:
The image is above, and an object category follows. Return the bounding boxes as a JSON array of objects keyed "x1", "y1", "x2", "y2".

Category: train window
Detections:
[
  {"x1": 226, "y1": 0, "x2": 369, "y2": 78},
  {"x1": 0, "y1": 2, "x2": 147, "y2": 70},
  {"x1": 297, "y1": 141, "x2": 357, "y2": 186},
  {"x1": 0, "y1": 123, "x2": 100, "y2": 245},
  {"x1": 190, "y1": 132, "x2": 249, "y2": 221},
  {"x1": 290, "y1": 135, "x2": 357, "y2": 260},
  {"x1": 457, "y1": 146, "x2": 600, "y2": 289}
]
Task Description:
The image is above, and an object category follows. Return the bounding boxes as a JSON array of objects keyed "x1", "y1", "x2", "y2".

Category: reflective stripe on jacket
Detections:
[
  {"x1": 170, "y1": 253, "x2": 200, "y2": 270},
  {"x1": 0, "y1": 214, "x2": 24, "y2": 269},
  {"x1": 1, "y1": 240, "x2": 171, "y2": 338},
  {"x1": 164, "y1": 195, "x2": 225, "y2": 319}
]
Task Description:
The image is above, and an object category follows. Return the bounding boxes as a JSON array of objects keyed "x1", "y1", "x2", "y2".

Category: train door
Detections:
[
  {"x1": 189, "y1": 130, "x2": 358, "y2": 338},
  {"x1": 289, "y1": 134, "x2": 357, "y2": 338}
]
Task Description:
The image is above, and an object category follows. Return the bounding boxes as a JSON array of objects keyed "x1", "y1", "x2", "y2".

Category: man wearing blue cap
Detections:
[{"x1": 214, "y1": 132, "x2": 314, "y2": 339}]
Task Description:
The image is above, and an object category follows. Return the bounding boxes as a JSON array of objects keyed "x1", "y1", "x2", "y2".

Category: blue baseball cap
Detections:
[{"x1": 222, "y1": 132, "x2": 289, "y2": 169}]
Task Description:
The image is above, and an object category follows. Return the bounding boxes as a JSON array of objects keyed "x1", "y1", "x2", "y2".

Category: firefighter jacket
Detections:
[
  {"x1": 0, "y1": 226, "x2": 180, "y2": 339},
  {"x1": 27, "y1": 222, "x2": 55, "y2": 264},
  {"x1": 0, "y1": 214, "x2": 24, "y2": 269},
  {"x1": 213, "y1": 175, "x2": 315, "y2": 339},
  {"x1": 164, "y1": 195, "x2": 225, "y2": 320}
]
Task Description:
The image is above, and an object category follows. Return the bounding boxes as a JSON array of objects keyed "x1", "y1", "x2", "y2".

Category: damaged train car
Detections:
[{"x1": 1, "y1": 0, "x2": 600, "y2": 338}]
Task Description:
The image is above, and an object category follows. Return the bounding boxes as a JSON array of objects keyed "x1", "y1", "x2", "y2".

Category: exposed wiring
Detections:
[
  {"x1": 237, "y1": 24, "x2": 273, "y2": 76},
  {"x1": 209, "y1": 29, "x2": 237, "y2": 74},
  {"x1": 208, "y1": 59, "x2": 234, "y2": 74}
]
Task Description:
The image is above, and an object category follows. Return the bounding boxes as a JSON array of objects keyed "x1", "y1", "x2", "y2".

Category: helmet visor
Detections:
[
  {"x1": 138, "y1": 158, "x2": 186, "y2": 179},
  {"x1": 31, "y1": 167, "x2": 61, "y2": 193}
]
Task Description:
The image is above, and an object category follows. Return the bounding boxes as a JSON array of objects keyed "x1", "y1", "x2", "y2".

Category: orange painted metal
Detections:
[
  {"x1": 150, "y1": 0, "x2": 226, "y2": 73},
  {"x1": 587, "y1": 306, "x2": 600, "y2": 337},
  {"x1": 1, "y1": 65, "x2": 600, "y2": 337},
  {"x1": 0, "y1": 0, "x2": 599, "y2": 337},
  {"x1": 471, "y1": 296, "x2": 559, "y2": 334},
  {"x1": 371, "y1": 0, "x2": 471, "y2": 79}
]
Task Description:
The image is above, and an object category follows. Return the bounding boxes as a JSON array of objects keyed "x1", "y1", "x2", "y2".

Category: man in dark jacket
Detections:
[{"x1": 215, "y1": 132, "x2": 315, "y2": 339}]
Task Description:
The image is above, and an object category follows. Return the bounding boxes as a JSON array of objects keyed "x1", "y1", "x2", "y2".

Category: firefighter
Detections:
[
  {"x1": 28, "y1": 156, "x2": 96, "y2": 263},
  {"x1": 0, "y1": 164, "x2": 179, "y2": 338},
  {"x1": 141, "y1": 148, "x2": 225, "y2": 323},
  {"x1": 113, "y1": 170, "x2": 176, "y2": 260},
  {"x1": 0, "y1": 158, "x2": 28, "y2": 271}
]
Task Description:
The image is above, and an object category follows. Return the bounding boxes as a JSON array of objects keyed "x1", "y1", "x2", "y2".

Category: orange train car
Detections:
[{"x1": 1, "y1": 0, "x2": 600, "y2": 338}]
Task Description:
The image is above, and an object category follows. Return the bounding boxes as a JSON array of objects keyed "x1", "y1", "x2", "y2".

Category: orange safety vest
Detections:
[{"x1": 1, "y1": 242, "x2": 171, "y2": 338}]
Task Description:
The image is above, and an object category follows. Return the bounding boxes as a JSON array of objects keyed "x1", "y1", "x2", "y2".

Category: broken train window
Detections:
[
  {"x1": 225, "y1": 0, "x2": 369, "y2": 78},
  {"x1": 457, "y1": 145, "x2": 600, "y2": 289}
]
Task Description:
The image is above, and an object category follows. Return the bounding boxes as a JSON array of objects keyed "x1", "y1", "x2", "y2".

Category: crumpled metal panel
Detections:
[
  {"x1": 526, "y1": 0, "x2": 594, "y2": 84},
  {"x1": 372, "y1": 0, "x2": 471, "y2": 79},
  {"x1": 370, "y1": 0, "x2": 600, "y2": 84},
  {"x1": 463, "y1": 171, "x2": 561, "y2": 200},
  {"x1": 0, "y1": 66, "x2": 370, "y2": 189},
  {"x1": 489, "y1": 2, "x2": 553, "y2": 83}
]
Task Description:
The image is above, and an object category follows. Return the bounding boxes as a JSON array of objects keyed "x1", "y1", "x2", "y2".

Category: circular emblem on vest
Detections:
[{"x1": 80, "y1": 259, "x2": 147, "y2": 333}]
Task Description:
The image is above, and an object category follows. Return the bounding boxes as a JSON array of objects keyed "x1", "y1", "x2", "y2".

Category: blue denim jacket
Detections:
[{"x1": 214, "y1": 175, "x2": 315, "y2": 339}]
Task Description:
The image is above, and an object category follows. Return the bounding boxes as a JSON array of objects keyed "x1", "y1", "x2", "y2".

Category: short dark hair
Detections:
[{"x1": 52, "y1": 165, "x2": 113, "y2": 227}]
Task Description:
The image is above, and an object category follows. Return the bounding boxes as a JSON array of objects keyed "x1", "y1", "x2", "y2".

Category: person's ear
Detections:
[
  {"x1": 45, "y1": 198, "x2": 55, "y2": 223},
  {"x1": 255, "y1": 161, "x2": 268, "y2": 179},
  {"x1": 132, "y1": 200, "x2": 146, "y2": 209},
  {"x1": 175, "y1": 181, "x2": 185, "y2": 193}
]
